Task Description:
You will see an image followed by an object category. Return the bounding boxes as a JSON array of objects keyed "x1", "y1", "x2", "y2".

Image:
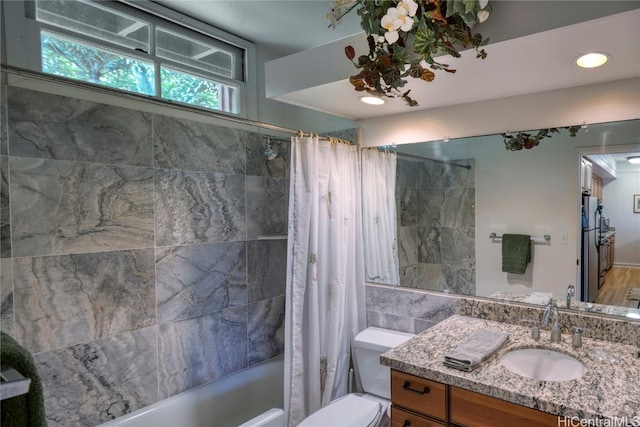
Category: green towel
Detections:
[
  {"x1": 0, "y1": 332, "x2": 47, "y2": 427},
  {"x1": 501, "y1": 234, "x2": 531, "y2": 274}
]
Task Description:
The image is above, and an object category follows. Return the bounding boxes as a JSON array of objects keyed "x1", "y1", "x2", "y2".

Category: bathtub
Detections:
[{"x1": 98, "y1": 355, "x2": 284, "y2": 427}]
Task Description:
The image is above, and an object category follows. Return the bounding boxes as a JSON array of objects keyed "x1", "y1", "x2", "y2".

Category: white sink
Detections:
[{"x1": 500, "y1": 348, "x2": 586, "y2": 381}]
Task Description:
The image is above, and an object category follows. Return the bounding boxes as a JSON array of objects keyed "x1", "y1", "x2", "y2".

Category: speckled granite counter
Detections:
[{"x1": 381, "y1": 314, "x2": 640, "y2": 421}]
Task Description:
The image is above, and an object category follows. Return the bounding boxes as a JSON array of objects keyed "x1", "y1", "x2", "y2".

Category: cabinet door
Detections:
[
  {"x1": 609, "y1": 236, "x2": 615, "y2": 269},
  {"x1": 449, "y1": 386, "x2": 557, "y2": 427},
  {"x1": 581, "y1": 159, "x2": 593, "y2": 194},
  {"x1": 391, "y1": 406, "x2": 445, "y2": 427},
  {"x1": 391, "y1": 370, "x2": 447, "y2": 421}
]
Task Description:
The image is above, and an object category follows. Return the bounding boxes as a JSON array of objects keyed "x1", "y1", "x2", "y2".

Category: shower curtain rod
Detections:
[
  {"x1": 373, "y1": 148, "x2": 471, "y2": 170},
  {"x1": 1, "y1": 65, "x2": 338, "y2": 142}
]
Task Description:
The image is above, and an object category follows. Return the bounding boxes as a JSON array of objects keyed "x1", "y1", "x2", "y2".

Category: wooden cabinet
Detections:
[
  {"x1": 449, "y1": 386, "x2": 557, "y2": 427},
  {"x1": 605, "y1": 234, "x2": 615, "y2": 270},
  {"x1": 592, "y1": 174, "x2": 603, "y2": 200},
  {"x1": 391, "y1": 370, "x2": 447, "y2": 422},
  {"x1": 581, "y1": 158, "x2": 593, "y2": 195},
  {"x1": 391, "y1": 370, "x2": 558, "y2": 427},
  {"x1": 391, "y1": 406, "x2": 445, "y2": 427}
]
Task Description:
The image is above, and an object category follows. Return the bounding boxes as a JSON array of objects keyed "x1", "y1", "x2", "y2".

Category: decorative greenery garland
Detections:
[{"x1": 501, "y1": 125, "x2": 582, "y2": 151}]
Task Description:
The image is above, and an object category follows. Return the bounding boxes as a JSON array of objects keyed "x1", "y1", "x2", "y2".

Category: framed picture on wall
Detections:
[{"x1": 635, "y1": 194, "x2": 640, "y2": 213}]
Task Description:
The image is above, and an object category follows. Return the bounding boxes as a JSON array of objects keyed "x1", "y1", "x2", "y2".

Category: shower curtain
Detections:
[
  {"x1": 284, "y1": 135, "x2": 366, "y2": 426},
  {"x1": 361, "y1": 149, "x2": 399, "y2": 285}
]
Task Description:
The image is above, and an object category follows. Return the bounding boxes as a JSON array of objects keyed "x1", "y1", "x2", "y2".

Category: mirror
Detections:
[{"x1": 365, "y1": 119, "x2": 640, "y2": 319}]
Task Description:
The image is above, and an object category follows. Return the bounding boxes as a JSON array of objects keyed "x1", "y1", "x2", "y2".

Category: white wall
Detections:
[
  {"x1": 476, "y1": 133, "x2": 580, "y2": 298},
  {"x1": 604, "y1": 166, "x2": 640, "y2": 267},
  {"x1": 466, "y1": 134, "x2": 580, "y2": 300}
]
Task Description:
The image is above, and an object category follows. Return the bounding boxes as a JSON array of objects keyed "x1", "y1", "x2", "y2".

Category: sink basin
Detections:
[{"x1": 500, "y1": 348, "x2": 586, "y2": 381}]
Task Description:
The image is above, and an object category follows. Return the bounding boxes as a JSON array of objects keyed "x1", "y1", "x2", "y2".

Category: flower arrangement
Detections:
[{"x1": 328, "y1": 0, "x2": 492, "y2": 106}]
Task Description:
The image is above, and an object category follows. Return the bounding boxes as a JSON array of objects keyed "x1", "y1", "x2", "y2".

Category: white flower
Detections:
[
  {"x1": 377, "y1": 35, "x2": 386, "y2": 44},
  {"x1": 381, "y1": 8, "x2": 401, "y2": 31},
  {"x1": 477, "y1": 9, "x2": 490, "y2": 23},
  {"x1": 397, "y1": 0, "x2": 419, "y2": 17},
  {"x1": 381, "y1": 7, "x2": 402, "y2": 44},
  {"x1": 396, "y1": 13, "x2": 414, "y2": 32},
  {"x1": 479, "y1": 0, "x2": 489, "y2": 9},
  {"x1": 384, "y1": 29, "x2": 400, "y2": 44}
]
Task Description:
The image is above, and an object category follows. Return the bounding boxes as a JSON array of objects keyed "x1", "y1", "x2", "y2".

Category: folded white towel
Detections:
[
  {"x1": 443, "y1": 328, "x2": 509, "y2": 372},
  {"x1": 522, "y1": 292, "x2": 553, "y2": 305}
]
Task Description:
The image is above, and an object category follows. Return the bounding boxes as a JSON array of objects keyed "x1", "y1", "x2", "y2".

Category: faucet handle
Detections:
[
  {"x1": 521, "y1": 318, "x2": 540, "y2": 341},
  {"x1": 571, "y1": 326, "x2": 590, "y2": 348}
]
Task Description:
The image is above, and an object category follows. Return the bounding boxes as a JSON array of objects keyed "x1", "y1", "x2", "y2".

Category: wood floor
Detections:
[{"x1": 596, "y1": 266, "x2": 640, "y2": 308}]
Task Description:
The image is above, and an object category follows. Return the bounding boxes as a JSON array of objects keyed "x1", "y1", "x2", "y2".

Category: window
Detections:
[
  {"x1": 31, "y1": 0, "x2": 246, "y2": 115},
  {"x1": 42, "y1": 31, "x2": 156, "y2": 96}
]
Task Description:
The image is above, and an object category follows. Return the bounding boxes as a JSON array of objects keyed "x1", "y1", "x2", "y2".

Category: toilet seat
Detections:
[{"x1": 298, "y1": 394, "x2": 383, "y2": 427}]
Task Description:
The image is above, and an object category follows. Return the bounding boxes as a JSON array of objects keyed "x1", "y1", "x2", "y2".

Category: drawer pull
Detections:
[
  {"x1": 402, "y1": 421, "x2": 411, "y2": 427},
  {"x1": 402, "y1": 381, "x2": 430, "y2": 395}
]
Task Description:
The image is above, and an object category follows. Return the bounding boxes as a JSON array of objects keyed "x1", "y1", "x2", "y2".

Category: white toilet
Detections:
[{"x1": 298, "y1": 327, "x2": 415, "y2": 427}]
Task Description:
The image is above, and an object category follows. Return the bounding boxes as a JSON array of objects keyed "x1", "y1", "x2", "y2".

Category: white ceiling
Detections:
[{"x1": 153, "y1": 1, "x2": 640, "y2": 120}]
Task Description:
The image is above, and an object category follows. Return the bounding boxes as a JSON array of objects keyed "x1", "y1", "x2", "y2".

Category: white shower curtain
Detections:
[
  {"x1": 284, "y1": 135, "x2": 366, "y2": 426},
  {"x1": 361, "y1": 149, "x2": 399, "y2": 285}
]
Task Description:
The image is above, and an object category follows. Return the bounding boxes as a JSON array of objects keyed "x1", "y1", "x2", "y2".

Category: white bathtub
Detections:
[{"x1": 98, "y1": 355, "x2": 284, "y2": 427}]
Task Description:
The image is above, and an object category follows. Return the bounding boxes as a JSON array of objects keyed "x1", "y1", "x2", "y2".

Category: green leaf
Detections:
[
  {"x1": 412, "y1": 27, "x2": 435, "y2": 57},
  {"x1": 464, "y1": 0, "x2": 477, "y2": 14}
]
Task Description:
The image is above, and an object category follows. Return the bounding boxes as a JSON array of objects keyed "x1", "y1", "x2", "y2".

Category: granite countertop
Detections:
[
  {"x1": 381, "y1": 314, "x2": 640, "y2": 421},
  {"x1": 602, "y1": 230, "x2": 616, "y2": 240}
]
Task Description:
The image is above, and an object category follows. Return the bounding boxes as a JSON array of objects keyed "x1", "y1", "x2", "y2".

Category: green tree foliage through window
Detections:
[
  {"x1": 41, "y1": 32, "x2": 225, "y2": 111},
  {"x1": 42, "y1": 32, "x2": 155, "y2": 96},
  {"x1": 161, "y1": 67, "x2": 219, "y2": 110}
]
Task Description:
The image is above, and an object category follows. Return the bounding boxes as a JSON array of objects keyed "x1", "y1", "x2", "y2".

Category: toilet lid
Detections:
[{"x1": 299, "y1": 394, "x2": 382, "y2": 427}]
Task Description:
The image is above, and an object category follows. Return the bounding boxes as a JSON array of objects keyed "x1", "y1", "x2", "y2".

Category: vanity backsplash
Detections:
[{"x1": 460, "y1": 297, "x2": 640, "y2": 347}]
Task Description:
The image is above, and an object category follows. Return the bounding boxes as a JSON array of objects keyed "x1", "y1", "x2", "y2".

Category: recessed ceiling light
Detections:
[
  {"x1": 359, "y1": 96, "x2": 385, "y2": 105},
  {"x1": 575, "y1": 52, "x2": 609, "y2": 68},
  {"x1": 627, "y1": 156, "x2": 640, "y2": 164}
]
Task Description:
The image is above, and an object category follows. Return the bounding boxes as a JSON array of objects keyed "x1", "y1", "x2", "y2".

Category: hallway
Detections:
[{"x1": 596, "y1": 267, "x2": 640, "y2": 308}]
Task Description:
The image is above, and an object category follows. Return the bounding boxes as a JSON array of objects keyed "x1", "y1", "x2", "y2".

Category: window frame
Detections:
[{"x1": 2, "y1": 0, "x2": 257, "y2": 119}]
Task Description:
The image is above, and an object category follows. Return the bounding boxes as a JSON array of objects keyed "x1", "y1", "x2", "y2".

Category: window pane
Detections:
[
  {"x1": 42, "y1": 31, "x2": 156, "y2": 96},
  {"x1": 157, "y1": 28, "x2": 242, "y2": 80},
  {"x1": 36, "y1": 0, "x2": 149, "y2": 51},
  {"x1": 161, "y1": 67, "x2": 237, "y2": 113}
]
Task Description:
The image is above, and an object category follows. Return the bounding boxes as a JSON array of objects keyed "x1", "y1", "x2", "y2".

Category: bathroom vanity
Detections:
[{"x1": 381, "y1": 314, "x2": 640, "y2": 427}]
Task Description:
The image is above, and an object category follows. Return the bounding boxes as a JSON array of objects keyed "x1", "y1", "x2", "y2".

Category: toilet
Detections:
[{"x1": 298, "y1": 327, "x2": 415, "y2": 427}]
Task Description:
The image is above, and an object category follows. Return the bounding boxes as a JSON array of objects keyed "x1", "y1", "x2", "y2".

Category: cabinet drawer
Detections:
[
  {"x1": 391, "y1": 406, "x2": 445, "y2": 427},
  {"x1": 449, "y1": 386, "x2": 557, "y2": 427},
  {"x1": 391, "y1": 370, "x2": 447, "y2": 421}
]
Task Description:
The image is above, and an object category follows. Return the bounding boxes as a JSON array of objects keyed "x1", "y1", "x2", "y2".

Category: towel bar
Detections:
[
  {"x1": 0, "y1": 364, "x2": 31, "y2": 400},
  {"x1": 489, "y1": 233, "x2": 550, "y2": 243}
]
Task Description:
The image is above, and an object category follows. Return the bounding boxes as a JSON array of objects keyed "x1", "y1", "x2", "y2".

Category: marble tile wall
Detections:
[
  {"x1": 0, "y1": 86, "x2": 290, "y2": 426},
  {"x1": 395, "y1": 157, "x2": 476, "y2": 295},
  {"x1": 365, "y1": 283, "x2": 461, "y2": 334}
]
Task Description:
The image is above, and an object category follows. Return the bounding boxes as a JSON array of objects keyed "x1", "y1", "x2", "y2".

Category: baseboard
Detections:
[{"x1": 612, "y1": 263, "x2": 640, "y2": 269}]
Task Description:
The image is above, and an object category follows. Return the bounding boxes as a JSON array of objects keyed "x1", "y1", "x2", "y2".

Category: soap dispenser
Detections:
[
  {"x1": 572, "y1": 326, "x2": 590, "y2": 349},
  {"x1": 521, "y1": 318, "x2": 540, "y2": 341}
]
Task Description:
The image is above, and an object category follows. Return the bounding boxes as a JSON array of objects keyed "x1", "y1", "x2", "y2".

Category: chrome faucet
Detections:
[
  {"x1": 566, "y1": 284, "x2": 575, "y2": 309},
  {"x1": 542, "y1": 300, "x2": 562, "y2": 343}
]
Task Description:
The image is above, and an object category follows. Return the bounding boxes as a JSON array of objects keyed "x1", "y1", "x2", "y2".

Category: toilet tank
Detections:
[{"x1": 354, "y1": 327, "x2": 415, "y2": 399}]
